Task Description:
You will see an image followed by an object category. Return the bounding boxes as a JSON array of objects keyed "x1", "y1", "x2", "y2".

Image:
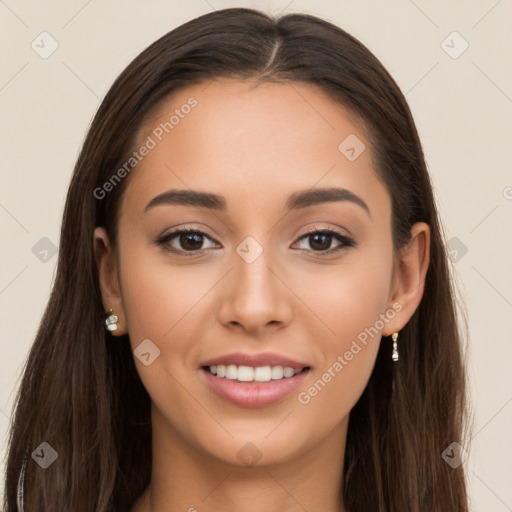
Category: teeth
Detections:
[
  {"x1": 271, "y1": 366, "x2": 284, "y2": 379},
  {"x1": 283, "y1": 367, "x2": 295, "y2": 378},
  {"x1": 208, "y1": 364, "x2": 302, "y2": 382},
  {"x1": 254, "y1": 366, "x2": 271, "y2": 381},
  {"x1": 225, "y1": 365, "x2": 238, "y2": 379}
]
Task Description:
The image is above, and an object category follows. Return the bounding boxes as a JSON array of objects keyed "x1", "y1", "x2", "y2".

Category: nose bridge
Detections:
[{"x1": 218, "y1": 234, "x2": 292, "y2": 331}]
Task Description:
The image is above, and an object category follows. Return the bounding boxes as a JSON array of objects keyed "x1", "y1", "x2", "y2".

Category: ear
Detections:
[
  {"x1": 94, "y1": 227, "x2": 127, "y2": 336},
  {"x1": 382, "y1": 222, "x2": 430, "y2": 336}
]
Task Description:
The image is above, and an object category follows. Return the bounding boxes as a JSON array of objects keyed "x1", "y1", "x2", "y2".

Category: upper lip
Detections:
[{"x1": 201, "y1": 352, "x2": 310, "y2": 371}]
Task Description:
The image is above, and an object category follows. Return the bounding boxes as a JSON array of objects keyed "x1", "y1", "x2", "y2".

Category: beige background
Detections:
[{"x1": 1, "y1": 0, "x2": 511, "y2": 509}]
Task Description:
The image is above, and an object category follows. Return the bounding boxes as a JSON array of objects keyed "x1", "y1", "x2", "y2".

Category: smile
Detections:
[
  {"x1": 200, "y1": 365, "x2": 311, "y2": 408},
  {"x1": 206, "y1": 364, "x2": 304, "y2": 382}
]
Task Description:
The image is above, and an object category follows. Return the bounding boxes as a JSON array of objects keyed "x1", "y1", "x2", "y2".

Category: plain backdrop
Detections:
[{"x1": 1, "y1": 1, "x2": 511, "y2": 509}]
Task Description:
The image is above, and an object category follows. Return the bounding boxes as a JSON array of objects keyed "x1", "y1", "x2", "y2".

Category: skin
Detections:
[{"x1": 94, "y1": 78, "x2": 430, "y2": 512}]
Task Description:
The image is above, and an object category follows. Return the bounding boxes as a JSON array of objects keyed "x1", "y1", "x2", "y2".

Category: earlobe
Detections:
[
  {"x1": 93, "y1": 227, "x2": 127, "y2": 335},
  {"x1": 383, "y1": 222, "x2": 430, "y2": 336}
]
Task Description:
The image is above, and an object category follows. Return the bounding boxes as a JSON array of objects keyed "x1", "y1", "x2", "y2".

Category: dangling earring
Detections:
[
  {"x1": 105, "y1": 309, "x2": 119, "y2": 332},
  {"x1": 391, "y1": 332, "x2": 399, "y2": 362}
]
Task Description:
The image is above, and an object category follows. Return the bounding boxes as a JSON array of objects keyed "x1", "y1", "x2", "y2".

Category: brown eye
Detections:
[
  {"x1": 178, "y1": 232, "x2": 204, "y2": 251},
  {"x1": 293, "y1": 229, "x2": 355, "y2": 255},
  {"x1": 156, "y1": 228, "x2": 218, "y2": 256},
  {"x1": 307, "y1": 232, "x2": 333, "y2": 251}
]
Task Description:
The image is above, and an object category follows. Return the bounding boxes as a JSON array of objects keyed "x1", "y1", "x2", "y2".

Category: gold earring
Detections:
[
  {"x1": 391, "y1": 332, "x2": 399, "y2": 362},
  {"x1": 105, "y1": 309, "x2": 119, "y2": 332}
]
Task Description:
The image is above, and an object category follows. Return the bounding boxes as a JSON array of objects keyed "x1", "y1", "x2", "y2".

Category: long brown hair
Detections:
[{"x1": 3, "y1": 7, "x2": 472, "y2": 511}]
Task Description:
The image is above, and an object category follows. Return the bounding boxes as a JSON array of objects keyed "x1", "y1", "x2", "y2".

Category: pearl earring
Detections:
[
  {"x1": 105, "y1": 309, "x2": 119, "y2": 332},
  {"x1": 391, "y1": 332, "x2": 399, "y2": 362}
]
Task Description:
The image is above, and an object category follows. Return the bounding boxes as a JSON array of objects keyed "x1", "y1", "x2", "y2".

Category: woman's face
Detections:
[{"x1": 96, "y1": 78, "x2": 423, "y2": 468}]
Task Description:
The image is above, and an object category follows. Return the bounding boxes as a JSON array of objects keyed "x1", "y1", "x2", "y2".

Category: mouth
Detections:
[
  {"x1": 199, "y1": 357, "x2": 312, "y2": 408},
  {"x1": 202, "y1": 364, "x2": 310, "y2": 382}
]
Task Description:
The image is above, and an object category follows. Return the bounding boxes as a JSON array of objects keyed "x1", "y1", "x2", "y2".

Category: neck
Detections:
[{"x1": 131, "y1": 412, "x2": 348, "y2": 512}]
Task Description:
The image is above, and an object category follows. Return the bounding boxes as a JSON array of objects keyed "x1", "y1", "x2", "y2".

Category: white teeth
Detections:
[
  {"x1": 237, "y1": 366, "x2": 254, "y2": 382},
  {"x1": 254, "y1": 366, "x2": 271, "y2": 382},
  {"x1": 225, "y1": 364, "x2": 238, "y2": 379},
  {"x1": 271, "y1": 366, "x2": 284, "y2": 379},
  {"x1": 207, "y1": 364, "x2": 303, "y2": 382},
  {"x1": 283, "y1": 367, "x2": 295, "y2": 378}
]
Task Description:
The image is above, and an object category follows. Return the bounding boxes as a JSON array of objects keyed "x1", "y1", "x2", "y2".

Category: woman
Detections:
[{"x1": 3, "y1": 7, "x2": 471, "y2": 511}]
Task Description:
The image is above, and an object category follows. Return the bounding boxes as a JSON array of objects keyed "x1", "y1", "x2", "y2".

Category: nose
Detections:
[{"x1": 217, "y1": 247, "x2": 293, "y2": 335}]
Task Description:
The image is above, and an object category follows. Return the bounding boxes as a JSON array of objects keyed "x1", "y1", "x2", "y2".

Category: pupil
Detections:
[
  {"x1": 181, "y1": 233, "x2": 203, "y2": 250},
  {"x1": 310, "y1": 233, "x2": 330, "y2": 251}
]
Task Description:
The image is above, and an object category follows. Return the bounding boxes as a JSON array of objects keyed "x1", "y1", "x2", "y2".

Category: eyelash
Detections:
[{"x1": 155, "y1": 226, "x2": 356, "y2": 258}]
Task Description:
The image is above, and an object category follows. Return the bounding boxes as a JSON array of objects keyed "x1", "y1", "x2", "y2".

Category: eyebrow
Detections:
[{"x1": 144, "y1": 187, "x2": 370, "y2": 216}]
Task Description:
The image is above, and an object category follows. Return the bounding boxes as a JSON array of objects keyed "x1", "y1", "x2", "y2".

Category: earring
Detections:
[
  {"x1": 391, "y1": 332, "x2": 399, "y2": 362},
  {"x1": 105, "y1": 309, "x2": 119, "y2": 332}
]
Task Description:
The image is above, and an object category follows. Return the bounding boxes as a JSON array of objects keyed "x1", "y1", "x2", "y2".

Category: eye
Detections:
[
  {"x1": 155, "y1": 226, "x2": 356, "y2": 257},
  {"x1": 155, "y1": 228, "x2": 219, "y2": 256},
  {"x1": 292, "y1": 227, "x2": 355, "y2": 255}
]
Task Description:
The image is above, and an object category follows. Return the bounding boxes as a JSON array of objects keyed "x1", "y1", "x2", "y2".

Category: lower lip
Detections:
[{"x1": 200, "y1": 368, "x2": 310, "y2": 408}]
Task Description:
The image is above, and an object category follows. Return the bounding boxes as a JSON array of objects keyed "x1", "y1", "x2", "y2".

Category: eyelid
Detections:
[{"x1": 294, "y1": 222, "x2": 351, "y2": 241}]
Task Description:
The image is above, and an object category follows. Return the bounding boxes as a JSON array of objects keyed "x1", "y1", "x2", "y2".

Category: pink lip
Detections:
[
  {"x1": 200, "y1": 351, "x2": 310, "y2": 371},
  {"x1": 200, "y1": 367, "x2": 311, "y2": 408}
]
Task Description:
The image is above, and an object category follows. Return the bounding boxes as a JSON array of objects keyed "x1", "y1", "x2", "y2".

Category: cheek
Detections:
[
  {"x1": 118, "y1": 249, "x2": 210, "y2": 413},
  {"x1": 119, "y1": 247, "x2": 209, "y2": 344},
  {"x1": 291, "y1": 251, "x2": 393, "y2": 416},
  {"x1": 293, "y1": 247, "x2": 393, "y2": 345},
  {"x1": 118, "y1": 244, "x2": 227, "y2": 401}
]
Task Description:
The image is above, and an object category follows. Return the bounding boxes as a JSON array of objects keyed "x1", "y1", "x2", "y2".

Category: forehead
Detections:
[{"x1": 120, "y1": 78, "x2": 389, "y2": 220}]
